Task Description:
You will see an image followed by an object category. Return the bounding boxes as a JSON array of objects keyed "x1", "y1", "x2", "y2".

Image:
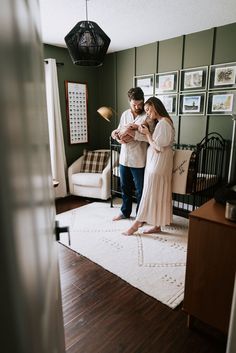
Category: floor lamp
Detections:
[
  {"x1": 228, "y1": 114, "x2": 236, "y2": 184},
  {"x1": 97, "y1": 106, "x2": 116, "y2": 122}
]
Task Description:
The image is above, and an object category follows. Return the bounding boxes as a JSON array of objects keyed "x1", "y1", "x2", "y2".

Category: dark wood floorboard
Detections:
[
  {"x1": 55, "y1": 195, "x2": 92, "y2": 214},
  {"x1": 56, "y1": 196, "x2": 227, "y2": 353}
]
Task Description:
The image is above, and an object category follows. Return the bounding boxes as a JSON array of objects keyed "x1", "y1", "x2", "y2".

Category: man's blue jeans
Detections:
[{"x1": 119, "y1": 164, "x2": 145, "y2": 218}]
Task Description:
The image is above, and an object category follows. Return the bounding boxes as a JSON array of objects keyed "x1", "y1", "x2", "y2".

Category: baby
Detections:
[{"x1": 113, "y1": 118, "x2": 153, "y2": 144}]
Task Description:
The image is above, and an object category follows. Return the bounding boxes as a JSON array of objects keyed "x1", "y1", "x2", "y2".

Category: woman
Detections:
[{"x1": 123, "y1": 96, "x2": 175, "y2": 235}]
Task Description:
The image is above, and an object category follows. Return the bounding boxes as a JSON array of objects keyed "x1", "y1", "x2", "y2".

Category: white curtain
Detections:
[{"x1": 44, "y1": 58, "x2": 67, "y2": 198}]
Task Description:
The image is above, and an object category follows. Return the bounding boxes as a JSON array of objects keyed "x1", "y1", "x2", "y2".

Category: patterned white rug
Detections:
[{"x1": 56, "y1": 201, "x2": 189, "y2": 309}]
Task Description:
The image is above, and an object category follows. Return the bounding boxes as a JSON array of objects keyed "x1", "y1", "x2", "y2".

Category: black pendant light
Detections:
[{"x1": 64, "y1": 0, "x2": 111, "y2": 67}]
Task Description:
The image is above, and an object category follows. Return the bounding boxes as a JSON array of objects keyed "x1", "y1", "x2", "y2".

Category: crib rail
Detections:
[{"x1": 173, "y1": 133, "x2": 227, "y2": 217}]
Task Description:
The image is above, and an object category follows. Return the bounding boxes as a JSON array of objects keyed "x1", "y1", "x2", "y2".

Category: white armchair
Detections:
[{"x1": 68, "y1": 149, "x2": 119, "y2": 200}]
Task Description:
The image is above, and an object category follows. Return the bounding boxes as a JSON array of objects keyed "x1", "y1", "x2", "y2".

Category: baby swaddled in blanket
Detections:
[{"x1": 115, "y1": 118, "x2": 153, "y2": 143}]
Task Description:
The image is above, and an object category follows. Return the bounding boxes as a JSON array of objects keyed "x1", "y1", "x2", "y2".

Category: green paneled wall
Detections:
[
  {"x1": 136, "y1": 43, "x2": 158, "y2": 75},
  {"x1": 179, "y1": 116, "x2": 206, "y2": 145},
  {"x1": 214, "y1": 23, "x2": 236, "y2": 64},
  {"x1": 97, "y1": 54, "x2": 117, "y2": 147},
  {"x1": 208, "y1": 115, "x2": 234, "y2": 138},
  {"x1": 116, "y1": 49, "x2": 135, "y2": 117},
  {"x1": 44, "y1": 22, "x2": 236, "y2": 178},
  {"x1": 180, "y1": 29, "x2": 214, "y2": 144},
  {"x1": 209, "y1": 23, "x2": 236, "y2": 146},
  {"x1": 158, "y1": 37, "x2": 183, "y2": 72},
  {"x1": 183, "y1": 29, "x2": 214, "y2": 68},
  {"x1": 213, "y1": 25, "x2": 236, "y2": 182},
  {"x1": 172, "y1": 116, "x2": 179, "y2": 142}
]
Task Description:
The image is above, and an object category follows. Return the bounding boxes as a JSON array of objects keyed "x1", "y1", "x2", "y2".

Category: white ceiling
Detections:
[{"x1": 39, "y1": 0, "x2": 236, "y2": 53}]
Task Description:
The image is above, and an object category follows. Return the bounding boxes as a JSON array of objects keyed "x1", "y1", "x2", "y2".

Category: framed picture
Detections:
[
  {"x1": 155, "y1": 71, "x2": 178, "y2": 94},
  {"x1": 134, "y1": 74, "x2": 154, "y2": 96},
  {"x1": 208, "y1": 62, "x2": 236, "y2": 90},
  {"x1": 156, "y1": 94, "x2": 178, "y2": 115},
  {"x1": 180, "y1": 66, "x2": 208, "y2": 92},
  {"x1": 65, "y1": 80, "x2": 88, "y2": 144},
  {"x1": 179, "y1": 92, "x2": 206, "y2": 115},
  {"x1": 207, "y1": 91, "x2": 236, "y2": 115}
]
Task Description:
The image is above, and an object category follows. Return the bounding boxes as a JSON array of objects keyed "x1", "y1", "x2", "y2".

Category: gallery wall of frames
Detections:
[{"x1": 134, "y1": 62, "x2": 236, "y2": 117}]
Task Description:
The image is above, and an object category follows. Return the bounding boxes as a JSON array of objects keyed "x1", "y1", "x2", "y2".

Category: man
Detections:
[{"x1": 111, "y1": 87, "x2": 151, "y2": 221}]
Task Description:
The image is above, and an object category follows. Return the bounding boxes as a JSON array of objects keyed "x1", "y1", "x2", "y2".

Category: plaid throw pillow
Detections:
[{"x1": 80, "y1": 150, "x2": 110, "y2": 173}]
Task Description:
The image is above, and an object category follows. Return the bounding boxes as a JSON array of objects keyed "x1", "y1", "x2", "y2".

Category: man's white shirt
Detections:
[{"x1": 118, "y1": 110, "x2": 148, "y2": 168}]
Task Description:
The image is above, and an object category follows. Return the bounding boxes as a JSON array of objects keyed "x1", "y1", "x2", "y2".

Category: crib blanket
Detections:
[{"x1": 172, "y1": 149, "x2": 194, "y2": 194}]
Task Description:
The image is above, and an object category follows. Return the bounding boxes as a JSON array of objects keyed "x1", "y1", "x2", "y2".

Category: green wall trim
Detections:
[
  {"x1": 136, "y1": 42, "x2": 158, "y2": 75},
  {"x1": 214, "y1": 23, "x2": 236, "y2": 64},
  {"x1": 183, "y1": 28, "x2": 214, "y2": 68},
  {"x1": 158, "y1": 36, "x2": 183, "y2": 72},
  {"x1": 116, "y1": 49, "x2": 135, "y2": 116}
]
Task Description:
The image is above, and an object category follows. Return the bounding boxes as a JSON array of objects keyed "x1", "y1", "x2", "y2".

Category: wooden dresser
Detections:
[{"x1": 183, "y1": 199, "x2": 236, "y2": 334}]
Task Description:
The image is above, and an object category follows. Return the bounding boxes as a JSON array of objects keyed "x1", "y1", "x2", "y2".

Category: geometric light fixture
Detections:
[
  {"x1": 64, "y1": 0, "x2": 111, "y2": 67},
  {"x1": 97, "y1": 106, "x2": 114, "y2": 122}
]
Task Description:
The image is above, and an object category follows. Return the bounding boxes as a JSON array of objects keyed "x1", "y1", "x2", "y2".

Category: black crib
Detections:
[{"x1": 110, "y1": 132, "x2": 228, "y2": 218}]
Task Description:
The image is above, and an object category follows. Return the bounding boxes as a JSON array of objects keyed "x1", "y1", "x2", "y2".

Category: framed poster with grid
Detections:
[{"x1": 65, "y1": 81, "x2": 88, "y2": 144}]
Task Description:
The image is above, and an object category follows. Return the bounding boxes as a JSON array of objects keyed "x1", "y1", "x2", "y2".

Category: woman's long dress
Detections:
[{"x1": 136, "y1": 119, "x2": 175, "y2": 227}]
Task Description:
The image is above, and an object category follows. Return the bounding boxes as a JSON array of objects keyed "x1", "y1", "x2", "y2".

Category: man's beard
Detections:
[{"x1": 133, "y1": 107, "x2": 143, "y2": 114}]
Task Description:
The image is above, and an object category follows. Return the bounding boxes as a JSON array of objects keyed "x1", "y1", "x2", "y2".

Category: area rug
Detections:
[{"x1": 56, "y1": 202, "x2": 189, "y2": 309}]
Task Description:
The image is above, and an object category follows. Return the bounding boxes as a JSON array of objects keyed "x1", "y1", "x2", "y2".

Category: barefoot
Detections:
[
  {"x1": 143, "y1": 226, "x2": 161, "y2": 234},
  {"x1": 112, "y1": 214, "x2": 126, "y2": 221},
  {"x1": 122, "y1": 226, "x2": 138, "y2": 236},
  {"x1": 122, "y1": 221, "x2": 143, "y2": 236},
  {"x1": 138, "y1": 222, "x2": 145, "y2": 228}
]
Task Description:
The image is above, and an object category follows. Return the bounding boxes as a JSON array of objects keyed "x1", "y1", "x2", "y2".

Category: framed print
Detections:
[
  {"x1": 179, "y1": 92, "x2": 206, "y2": 115},
  {"x1": 207, "y1": 91, "x2": 236, "y2": 115},
  {"x1": 65, "y1": 80, "x2": 88, "y2": 144},
  {"x1": 134, "y1": 74, "x2": 154, "y2": 96},
  {"x1": 156, "y1": 94, "x2": 178, "y2": 115},
  {"x1": 155, "y1": 71, "x2": 178, "y2": 94},
  {"x1": 180, "y1": 66, "x2": 208, "y2": 92},
  {"x1": 209, "y1": 62, "x2": 236, "y2": 90}
]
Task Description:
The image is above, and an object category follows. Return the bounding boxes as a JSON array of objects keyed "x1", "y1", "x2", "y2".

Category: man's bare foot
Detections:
[
  {"x1": 143, "y1": 226, "x2": 161, "y2": 234},
  {"x1": 112, "y1": 214, "x2": 126, "y2": 221},
  {"x1": 122, "y1": 221, "x2": 143, "y2": 235}
]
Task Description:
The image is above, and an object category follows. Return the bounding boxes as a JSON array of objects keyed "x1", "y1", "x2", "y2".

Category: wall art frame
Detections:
[
  {"x1": 207, "y1": 91, "x2": 236, "y2": 115},
  {"x1": 155, "y1": 70, "x2": 178, "y2": 94},
  {"x1": 179, "y1": 92, "x2": 206, "y2": 116},
  {"x1": 208, "y1": 62, "x2": 236, "y2": 90},
  {"x1": 180, "y1": 66, "x2": 208, "y2": 92},
  {"x1": 133, "y1": 74, "x2": 154, "y2": 96},
  {"x1": 65, "y1": 80, "x2": 88, "y2": 144},
  {"x1": 156, "y1": 94, "x2": 178, "y2": 115}
]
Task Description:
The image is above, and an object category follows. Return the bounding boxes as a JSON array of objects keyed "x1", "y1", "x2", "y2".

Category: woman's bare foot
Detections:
[
  {"x1": 143, "y1": 226, "x2": 161, "y2": 234},
  {"x1": 122, "y1": 221, "x2": 143, "y2": 236},
  {"x1": 122, "y1": 226, "x2": 138, "y2": 236},
  {"x1": 138, "y1": 222, "x2": 145, "y2": 228}
]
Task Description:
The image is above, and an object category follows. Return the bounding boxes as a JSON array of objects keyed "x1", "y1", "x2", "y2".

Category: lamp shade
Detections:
[
  {"x1": 97, "y1": 106, "x2": 113, "y2": 122},
  {"x1": 64, "y1": 21, "x2": 111, "y2": 66}
]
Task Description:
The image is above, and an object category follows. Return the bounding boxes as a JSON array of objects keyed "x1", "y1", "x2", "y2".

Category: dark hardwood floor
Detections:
[{"x1": 56, "y1": 196, "x2": 227, "y2": 353}]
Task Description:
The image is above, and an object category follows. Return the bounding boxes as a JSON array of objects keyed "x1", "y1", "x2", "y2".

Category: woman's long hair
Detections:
[{"x1": 144, "y1": 96, "x2": 173, "y2": 123}]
